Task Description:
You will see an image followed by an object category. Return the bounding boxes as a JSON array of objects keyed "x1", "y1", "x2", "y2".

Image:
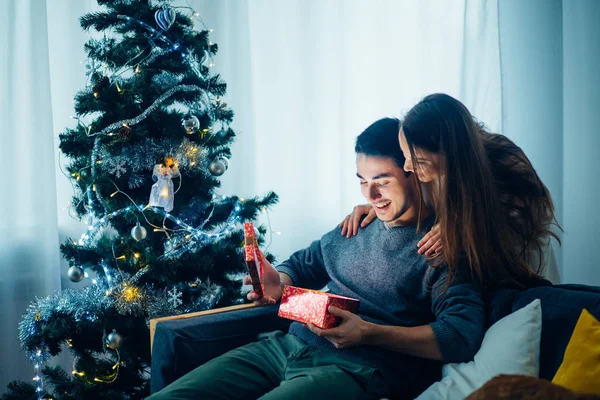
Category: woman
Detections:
[{"x1": 341, "y1": 93, "x2": 560, "y2": 289}]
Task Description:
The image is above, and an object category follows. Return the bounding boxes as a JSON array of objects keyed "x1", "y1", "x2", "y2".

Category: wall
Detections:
[
  {"x1": 562, "y1": 0, "x2": 600, "y2": 285},
  {"x1": 498, "y1": 0, "x2": 564, "y2": 277},
  {"x1": 499, "y1": 0, "x2": 600, "y2": 285}
]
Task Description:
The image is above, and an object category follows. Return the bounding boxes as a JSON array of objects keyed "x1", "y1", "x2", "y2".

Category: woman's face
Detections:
[{"x1": 398, "y1": 129, "x2": 441, "y2": 183}]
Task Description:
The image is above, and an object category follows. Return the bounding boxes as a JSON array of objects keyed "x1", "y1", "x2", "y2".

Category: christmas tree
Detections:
[{"x1": 3, "y1": 1, "x2": 277, "y2": 399}]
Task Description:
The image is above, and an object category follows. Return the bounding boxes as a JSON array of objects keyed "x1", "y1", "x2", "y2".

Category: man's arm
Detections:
[
  {"x1": 426, "y1": 267, "x2": 485, "y2": 362},
  {"x1": 363, "y1": 323, "x2": 442, "y2": 359},
  {"x1": 246, "y1": 241, "x2": 329, "y2": 305},
  {"x1": 368, "y1": 270, "x2": 484, "y2": 363},
  {"x1": 275, "y1": 239, "x2": 330, "y2": 290},
  {"x1": 307, "y1": 309, "x2": 443, "y2": 359},
  {"x1": 308, "y1": 266, "x2": 484, "y2": 363}
]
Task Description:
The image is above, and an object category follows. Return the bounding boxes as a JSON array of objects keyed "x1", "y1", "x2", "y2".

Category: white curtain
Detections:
[
  {"x1": 194, "y1": 0, "x2": 502, "y2": 260},
  {"x1": 0, "y1": 0, "x2": 61, "y2": 390}
]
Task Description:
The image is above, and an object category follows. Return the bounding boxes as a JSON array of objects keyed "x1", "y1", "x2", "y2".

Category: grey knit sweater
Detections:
[{"x1": 276, "y1": 217, "x2": 485, "y2": 394}]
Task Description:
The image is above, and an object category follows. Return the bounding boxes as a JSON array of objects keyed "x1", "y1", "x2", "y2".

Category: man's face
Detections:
[{"x1": 356, "y1": 154, "x2": 414, "y2": 224}]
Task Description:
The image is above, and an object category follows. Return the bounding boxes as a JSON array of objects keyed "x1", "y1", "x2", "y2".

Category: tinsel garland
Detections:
[
  {"x1": 99, "y1": 137, "x2": 207, "y2": 175},
  {"x1": 19, "y1": 285, "x2": 113, "y2": 360},
  {"x1": 96, "y1": 84, "x2": 204, "y2": 136}
]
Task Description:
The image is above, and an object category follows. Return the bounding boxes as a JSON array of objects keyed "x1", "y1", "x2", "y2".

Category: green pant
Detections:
[{"x1": 148, "y1": 331, "x2": 388, "y2": 400}]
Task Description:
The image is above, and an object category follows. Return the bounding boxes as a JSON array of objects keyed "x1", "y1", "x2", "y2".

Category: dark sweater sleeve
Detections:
[
  {"x1": 428, "y1": 265, "x2": 485, "y2": 363},
  {"x1": 275, "y1": 239, "x2": 330, "y2": 290}
]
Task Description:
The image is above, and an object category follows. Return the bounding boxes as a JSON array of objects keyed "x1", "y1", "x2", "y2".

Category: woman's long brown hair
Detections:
[{"x1": 403, "y1": 93, "x2": 560, "y2": 290}]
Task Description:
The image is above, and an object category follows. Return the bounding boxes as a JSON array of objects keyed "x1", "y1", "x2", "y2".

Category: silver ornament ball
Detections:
[
  {"x1": 209, "y1": 157, "x2": 229, "y2": 176},
  {"x1": 182, "y1": 115, "x2": 200, "y2": 134},
  {"x1": 68, "y1": 265, "x2": 85, "y2": 282},
  {"x1": 106, "y1": 330, "x2": 123, "y2": 350},
  {"x1": 131, "y1": 222, "x2": 147, "y2": 241}
]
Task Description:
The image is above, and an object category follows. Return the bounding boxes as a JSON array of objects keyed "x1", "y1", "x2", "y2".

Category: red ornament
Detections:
[{"x1": 118, "y1": 125, "x2": 132, "y2": 140}]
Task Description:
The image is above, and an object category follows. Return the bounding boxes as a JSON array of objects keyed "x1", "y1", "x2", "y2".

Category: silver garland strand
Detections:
[
  {"x1": 152, "y1": 70, "x2": 183, "y2": 88},
  {"x1": 147, "y1": 287, "x2": 183, "y2": 319},
  {"x1": 19, "y1": 285, "x2": 113, "y2": 360},
  {"x1": 99, "y1": 137, "x2": 207, "y2": 175},
  {"x1": 144, "y1": 46, "x2": 177, "y2": 68},
  {"x1": 182, "y1": 278, "x2": 224, "y2": 314},
  {"x1": 114, "y1": 290, "x2": 146, "y2": 316},
  {"x1": 96, "y1": 84, "x2": 203, "y2": 136}
]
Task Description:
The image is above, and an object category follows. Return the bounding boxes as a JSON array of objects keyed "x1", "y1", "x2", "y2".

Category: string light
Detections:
[
  {"x1": 31, "y1": 349, "x2": 45, "y2": 399},
  {"x1": 72, "y1": 352, "x2": 120, "y2": 384},
  {"x1": 75, "y1": 201, "x2": 244, "y2": 281},
  {"x1": 117, "y1": 15, "x2": 197, "y2": 62}
]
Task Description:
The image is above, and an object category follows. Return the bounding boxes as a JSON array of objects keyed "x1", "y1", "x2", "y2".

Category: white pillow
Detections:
[{"x1": 416, "y1": 299, "x2": 542, "y2": 400}]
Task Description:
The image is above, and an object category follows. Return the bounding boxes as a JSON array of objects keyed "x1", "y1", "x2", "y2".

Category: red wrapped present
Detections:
[
  {"x1": 278, "y1": 285, "x2": 360, "y2": 329},
  {"x1": 244, "y1": 222, "x2": 263, "y2": 298}
]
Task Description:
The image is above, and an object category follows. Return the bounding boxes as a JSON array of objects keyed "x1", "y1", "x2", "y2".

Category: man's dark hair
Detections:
[{"x1": 354, "y1": 117, "x2": 406, "y2": 169}]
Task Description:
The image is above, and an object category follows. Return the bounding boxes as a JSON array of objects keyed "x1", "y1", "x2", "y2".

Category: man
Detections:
[{"x1": 148, "y1": 118, "x2": 485, "y2": 400}]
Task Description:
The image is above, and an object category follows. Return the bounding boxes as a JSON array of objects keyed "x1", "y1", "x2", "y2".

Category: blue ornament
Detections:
[
  {"x1": 217, "y1": 128, "x2": 229, "y2": 138},
  {"x1": 154, "y1": 7, "x2": 176, "y2": 31}
]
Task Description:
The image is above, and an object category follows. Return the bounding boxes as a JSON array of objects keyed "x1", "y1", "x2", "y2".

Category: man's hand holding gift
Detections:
[
  {"x1": 244, "y1": 250, "x2": 282, "y2": 306},
  {"x1": 305, "y1": 306, "x2": 371, "y2": 349}
]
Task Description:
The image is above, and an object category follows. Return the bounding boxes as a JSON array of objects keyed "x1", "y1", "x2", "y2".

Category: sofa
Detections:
[{"x1": 149, "y1": 282, "x2": 600, "y2": 397}]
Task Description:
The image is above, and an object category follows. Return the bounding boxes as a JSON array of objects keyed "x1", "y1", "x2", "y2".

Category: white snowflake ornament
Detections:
[
  {"x1": 167, "y1": 286, "x2": 183, "y2": 309},
  {"x1": 109, "y1": 160, "x2": 127, "y2": 178}
]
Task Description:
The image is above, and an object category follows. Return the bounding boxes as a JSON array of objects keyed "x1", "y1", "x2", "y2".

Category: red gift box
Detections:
[
  {"x1": 277, "y1": 285, "x2": 360, "y2": 329},
  {"x1": 244, "y1": 222, "x2": 263, "y2": 297}
]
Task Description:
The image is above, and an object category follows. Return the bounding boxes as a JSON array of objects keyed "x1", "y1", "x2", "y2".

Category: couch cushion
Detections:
[
  {"x1": 489, "y1": 284, "x2": 600, "y2": 380},
  {"x1": 150, "y1": 305, "x2": 289, "y2": 394},
  {"x1": 416, "y1": 299, "x2": 542, "y2": 400},
  {"x1": 552, "y1": 309, "x2": 600, "y2": 394},
  {"x1": 466, "y1": 374, "x2": 600, "y2": 400}
]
